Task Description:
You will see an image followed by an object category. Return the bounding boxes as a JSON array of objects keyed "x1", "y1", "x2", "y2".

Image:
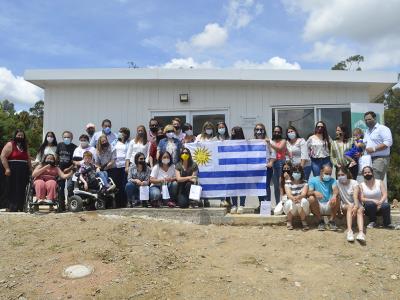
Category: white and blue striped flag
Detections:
[{"x1": 186, "y1": 140, "x2": 269, "y2": 198}]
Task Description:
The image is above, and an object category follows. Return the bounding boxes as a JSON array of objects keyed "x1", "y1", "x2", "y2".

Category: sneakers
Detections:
[
  {"x1": 167, "y1": 201, "x2": 176, "y2": 208},
  {"x1": 44, "y1": 199, "x2": 54, "y2": 205},
  {"x1": 230, "y1": 206, "x2": 237, "y2": 214},
  {"x1": 384, "y1": 224, "x2": 395, "y2": 229},
  {"x1": 317, "y1": 220, "x2": 325, "y2": 231},
  {"x1": 237, "y1": 206, "x2": 244, "y2": 214},
  {"x1": 356, "y1": 232, "x2": 366, "y2": 242},
  {"x1": 346, "y1": 230, "x2": 355, "y2": 242},
  {"x1": 367, "y1": 222, "x2": 376, "y2": 229},
  {"x1": 328, "y1": 221, "x2": 338, "y2": 231},
  {"x1": 301, "y1": 221, "x2": 309, "y2": 231}
]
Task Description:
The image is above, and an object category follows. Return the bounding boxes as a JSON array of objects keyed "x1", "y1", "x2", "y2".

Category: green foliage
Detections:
[
  {"x1": 0, "y1": 99, "x2": 44, "y2": 157},
  {"x1": 331, "y1": 55, "x2": 364, "y2": 71}
]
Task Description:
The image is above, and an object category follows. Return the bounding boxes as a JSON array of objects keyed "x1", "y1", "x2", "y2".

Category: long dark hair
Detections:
[
  {"x1": 280, "y1": 161, "x2": 293, "y2": 195},
  {"x1": 286, "y1": 125, "x2": 301, "y2": 139},
  {"x1": 290, "y1": 164, "x2": 306, "y2": 182},
  {"x1": 135, "y1": 125, "x2": 148, "y2": 144},
  {"x1": 216, "y1": 121, "x2": 230, "y2": 140},
  {"x1": 272, "y1": 126, "x2": 283, "y2": 141},
  {"x1": 231, "y1": 126, "x2": 245, "y2": 140},
  {"x1": 12, "y1": 129, "x2": 28, "y2": 151},
  {"x1": 336, "y1": 123, "x2": 350, "y2": 143},
  {"x1": 134, "y1": 152, "x2": 147, "y2": 172},
  {"x1": 314, "y1": 121, "x2": 331, "y2": 151},
  {"x1": 336, "y1": 165, "x2": 352, "y2": 179},
  {"x1": 158, "y1": 151, "x2": 173, "y2": 167},
  {"x1": 38, "y1": 131, "x2": 57, "y2": 158},
  {"x1": 179, "y1": 147, "x2": 194, "y2": 167}
]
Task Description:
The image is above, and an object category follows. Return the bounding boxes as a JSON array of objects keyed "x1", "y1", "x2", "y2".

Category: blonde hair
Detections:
[{"x1": 163, "y1": 124, "x2": 175, "y2": 134}]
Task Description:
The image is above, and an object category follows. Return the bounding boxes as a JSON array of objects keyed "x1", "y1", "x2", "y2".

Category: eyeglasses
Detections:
[
  {"x1": 255, "y1": 128, "x2": 263, "y2": 131},
  {"x1": 182, "y1": 152, "x2": 189, "y2": 155},
  {"x1": 317, "y1": 126, "x2": 324, "y2": 129},
  {"x1": 138, "y1": 158, "x2": 145, "y2": 161},
  {"x1": 283, "y1": 169, "x2": 291, "y2": 172},
  {"x1": 166, "y1": 130, "x2": 174, "y2": 133}
]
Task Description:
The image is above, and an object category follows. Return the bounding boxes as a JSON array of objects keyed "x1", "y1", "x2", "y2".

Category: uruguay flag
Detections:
[{"x1": 186, "y1": 140, "x2": 269, "y2": 198}]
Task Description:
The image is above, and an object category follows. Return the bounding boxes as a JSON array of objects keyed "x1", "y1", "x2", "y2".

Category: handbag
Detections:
[
  {"x1": 139, "y1": 186, "x2": 149, "y2": 201},
  {"x1": 260, "y1": 201, "x2": 271, "y2": 216},
  {"x1": 189, "y1": 184, "x2": 202, "y2": 201}
]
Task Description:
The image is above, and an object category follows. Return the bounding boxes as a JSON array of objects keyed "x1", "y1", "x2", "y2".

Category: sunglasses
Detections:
[
  {"x1": 317, "y1": 126, "x2": 324, "y2": 129},
  {"x1": 283, "y1": 169, "x2": 291, "y2": 172},
  {"x1": 166, "y1": 130, "x2": 174, "y2": 133}
]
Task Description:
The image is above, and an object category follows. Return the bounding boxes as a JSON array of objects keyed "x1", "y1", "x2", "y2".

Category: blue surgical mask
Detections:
[
  {"x1": 63, "y1": 138, "x2": 71, "y2": 145},
  {"x1": 103, "y1": 127, "x2": 111, "y2": 135},
  {"x1": 292, "y1": 172, "x2": 301, "y2": 181},
  {"x1": 322, "y1": 174, "x2": 331, "y2": 182},
  {"x1": 287, "y1": 132, "x2": 297, "y2": 140},
  {"x1": 218, "y1": 128, "x2": 226, "y2": 135}
]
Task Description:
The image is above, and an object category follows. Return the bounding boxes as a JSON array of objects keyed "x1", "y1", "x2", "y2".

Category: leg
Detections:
[
  {"x1": 34, "y1": 179, "x2": 46, "y2": 200},
  {"x1": 299, "y1": 198, "x2": 310, "y2": 221},
  {"x1": 311, "y1": 159, "x2": 321, "y2": 177},
  {"x1": 266, "y1": 167, "x2": 273, "y2": 202},
  {"x1": 272, "y1": 160, "x2": 283, "y2": 204},
  {"x1": 149, "y1": 186, "x2": 161, "y2": 201},
  {"x1": 231, "y1": 197, "x2": 238, "y2": 207},
  {"x1": 364, "y1": 201, "x2": 378, "y2": 223},
  {"x1": 303, "y1": 165, "x2": 312, "y2": 181},
  {"x1": 357, "y1": 207, "x2": 365, "y2": 233},
  {"x1": 125, "y1": 181, "x2": 139, "y2": 205},
  {"x1": 329, "y1": 198, "x2": 340, "y2": 221},
  {"x1": 379, "y1": 202, "x2": 391, "y2": 227},
  {"x1": 372, "y1": 157, "x2": 389, "y2": 181},
  {"x1": 343, "y1": 204, "x2": 353, "y2": 232},
  {"x1": 168, "y1": 181, "x2": 178, "y2": 202},
  {"x1": 239, "y1": 196, "x2": 246, "y2": 207},
  {"x1": 177, "y1": 182, "x2": 191, "y2": 208},
  {"x1": 45, "y1": 180, "x2": 58, "y2": 200},
  {"x1": 308, "y1": 196, "x2": 321, "y2": 220}
]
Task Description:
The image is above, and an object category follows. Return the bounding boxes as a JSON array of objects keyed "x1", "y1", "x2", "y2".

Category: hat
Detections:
[{"x1": 86, "y1": 123, "x2": 95, "y2": 129}]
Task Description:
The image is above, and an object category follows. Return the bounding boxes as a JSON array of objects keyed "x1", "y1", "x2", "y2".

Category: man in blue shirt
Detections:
[
  {"x1": 308, "y1": 164, "x2": 340, "y2": 231},
  {"x1": 90, "y1": 119, "x2": 118, "y2": 147}
]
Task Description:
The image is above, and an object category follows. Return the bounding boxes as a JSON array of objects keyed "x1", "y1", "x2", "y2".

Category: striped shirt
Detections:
[{"x1": 285, "y1": 180, "x2": 308, "y2": 197}]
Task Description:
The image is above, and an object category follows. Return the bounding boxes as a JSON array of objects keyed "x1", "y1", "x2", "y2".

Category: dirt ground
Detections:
[{"x1": 0, "y1": 212, "x2": 399, "y2": 300}]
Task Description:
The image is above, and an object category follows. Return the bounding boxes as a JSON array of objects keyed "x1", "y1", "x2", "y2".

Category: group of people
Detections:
[{"x1": 0, "y1": 111, "x2": 395, "y2": 241}]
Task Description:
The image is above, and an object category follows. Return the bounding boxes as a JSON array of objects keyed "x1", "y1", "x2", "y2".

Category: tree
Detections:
[
  {"x1": 331, "y1": 55, "x2": 364, "y2": 71},
  {"x1": 0, "y1": 99, "x2": 15, "y2": 115},
  {"x1": 29, "y1": 100, "x2": 44, "y2": 119}
]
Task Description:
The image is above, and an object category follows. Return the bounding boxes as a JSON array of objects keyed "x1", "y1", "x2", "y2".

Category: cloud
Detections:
[
  {"x1": 282, "y1": 0, "x2": 400, "y2": 69},
  {"x1": 233, "y1": 56, "x2": 301, "y2": 69},
  {"x1": 0, "y1": 67, "x2": 43, "y2": 105},
  {"x1": 225, "y1": 0, "x2": 264, "y2": 29},
  {"x1": 151, "y1": 57, "x2": 215, "y2": 69}
]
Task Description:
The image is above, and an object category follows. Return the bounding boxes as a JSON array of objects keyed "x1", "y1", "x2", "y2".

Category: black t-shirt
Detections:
[{"x1": 56, "y1": 142, "x2": 77, "y2": 170}]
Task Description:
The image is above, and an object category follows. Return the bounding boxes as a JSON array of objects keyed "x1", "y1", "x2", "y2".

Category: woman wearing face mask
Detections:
[
  {"x1": 196, "y1": 121, "x2": 215, "y2": 142},
  {"x1": 148, "y1": 127, "x2": 165, "y2": 166},
  {"x1": 307, "y1": 121, "x2": 332, "y2": 176},
  {"x1": 157, "y1": 125, "x2": 182, "y2": 165},
  {"x1": 283, "y1": 164, "x2": 310, "y2": 230},
  {"x1": 34, "y1": 131, "x2": 58, "y2": 167},
  {"x1": 95, "y1": 135, "x2": 116, "y2": 190},
  {"x1": 182, "y1": 123, "x2": 196, "y2": 144},
  {"x1": 274, "y1": 161, "x2": 292, "y2": 215},
  {"x1": 149, "y1": 151, "x2": 177, "y2": 208},
  {"x1": 336, "y1": 167, "x2": 365, "y2": 242},
  {"x1": 285, "y1": 126, "x2": 312, "y2": 180},
  {"x1": 125, "y1": 125, "x2": 150, "y2": 174},
  {"x1": 32, "y1": 154, "x2": 73, "y2": 206},
  {"x1": 1, "y1": 129, "x2": 32, "y2": 212},
  {"x1": 175, "y1": 148, "x2": 199, "y2": 208},
  {"x1": 73, "y1": 134, "x2": 97, "y2": 166},
  {"x1": 213, "y1": 121, "x2": 230, "y2": 141},
  {"x1": 266, "y1": 126, "x2": 287, "y2": 206},
  {"x1": 110, "y1": 127, "x2": 130, "y2": 208},
  {"x1": 229, "y1": 126, "x2": 247, "y2": 214},
  {"x1": 359, "y1": 166, "x2": 393, "y2": 229},
  {"x1": 125, "y1": 152, "x2": 151, "y2": 207},
  {"x1": 172, "y1": 117, "x2": 185, "y2": 142},
  {"x1": 330, "y1": 124, "x2": 353, "y2": 170}
]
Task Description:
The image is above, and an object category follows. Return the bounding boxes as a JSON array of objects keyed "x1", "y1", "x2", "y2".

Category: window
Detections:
[
  {"x1": 274, "y1": 108, "x2": 315, "y2": 138},
  {"x1": 153, "y1": 115, "x2": 187, "y2": 129},
  {"x1": 318, "y1": 107, "x2": 351, "y2": 138},
  {"x1": 192, "y1": 113, "x2": 225, "y2": 136}
]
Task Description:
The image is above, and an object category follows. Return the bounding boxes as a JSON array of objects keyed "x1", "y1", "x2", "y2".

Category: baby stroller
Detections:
[
  {"x1": 67, "y1": 172, "x2": 117, "y2": 212},
  {"x1": 24, "y1": 176, "x2": 64, "y2": 213}
]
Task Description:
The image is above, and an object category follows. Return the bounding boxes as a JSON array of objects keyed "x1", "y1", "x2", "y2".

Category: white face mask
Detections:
[
  {"x1": 80, "y1": 141, "x2": 89, "y2": 148},
  {"x1": 205, "y1": 129, "x2": 213, "y2": 135},
  {"x1": 162, "y1": 158, "x2": 170, "y2": 165},
  {"x1": 47, "y1": 137, "x2": 54, "y2": 143},
  {"x1": 338, "y1": 175, "x2": 348, "y2": 184},
  {"x1": 185, "y1": 130, "x2": 193, "y2": 136},
  {"x1": 166, "y1": 132, "x2": 175, "y2": 139},
  {"x1": 287, "y1": 132, "x2": 297, "y2": 140},
  {"x1": 218, "y1": 128, "x2": 226, "y2": 135}
]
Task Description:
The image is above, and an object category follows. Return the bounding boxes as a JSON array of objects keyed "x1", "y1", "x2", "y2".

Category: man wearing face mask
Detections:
[
  {"x1": 148, "y1": 119, "x2": 159, "y2": 143},
  {"x1": 90, "y1": 119, "x2": 118, "y2": 147},
  {"x1": 172, "y1": 117, "x2": 185, "y2": 142},
  {"x1": 86, "y1": 123, "x2": 96, "y2": 141},
  {"x1": 363, "y1": 111, "x2": 393, "y2": 180},
  {"x1": 73, "y1": 134, "x2": 97, "y2": 166},
  {"x1": 307, "y1": 165, "x2": 340, "y2": 231}
]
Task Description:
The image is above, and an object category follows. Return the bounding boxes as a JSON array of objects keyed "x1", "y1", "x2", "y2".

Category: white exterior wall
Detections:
[{"x1": 44, "y1": 81, "x2": 369, "y2": 140}]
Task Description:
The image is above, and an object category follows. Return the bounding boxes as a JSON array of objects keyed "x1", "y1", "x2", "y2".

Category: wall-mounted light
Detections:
[{"x1": 179, "y1": 93, "x2": 189, "y2": 103}]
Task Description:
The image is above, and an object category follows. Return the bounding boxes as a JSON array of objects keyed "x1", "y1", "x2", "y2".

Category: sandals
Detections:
[{"x1": 287, "y1": 223, "x2": 294, "y2": 230}]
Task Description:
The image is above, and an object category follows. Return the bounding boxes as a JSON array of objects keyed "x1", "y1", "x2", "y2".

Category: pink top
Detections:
[
  {"x1": 272, "y1": 140, "x2": 287, "y2": 160},
  {"x1": 35, "y1": 166, "x2": 58, "y2": 182}
]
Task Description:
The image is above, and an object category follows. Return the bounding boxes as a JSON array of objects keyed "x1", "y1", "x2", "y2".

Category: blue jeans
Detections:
[
  {"x1": 231, "y1": 196, "x2": 246, "y2": 207},
  {"x1": 311, "y1": 157, "x2": 332, "y2": 177},
  {"x1": 125, "y1": 181, "x2": 140, "y2": 203},
  {"x1": 149, "y1": 182, "x2": 178, "y2": 204},
  {"x1": 259, "y1": 167, "x2": 273, "y2": 203},
  {"x1": 96, "y1": 171, "x2": 109, "y2": 187},
  {"x1": 303, "y1": 165, "x2": 312, "y2": 181},
  {"x1": 272, "y1": 160, "x2": 285, "y2": 204}
]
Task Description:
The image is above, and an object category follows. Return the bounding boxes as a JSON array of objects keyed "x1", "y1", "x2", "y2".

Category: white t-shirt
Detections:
[
  {"x1": 337, "y1": 179, "x2": 358, "y2": 205},
  {"x1": 126, "y1": 140, "x2": 150, "y2": 163},
  {"x1": 150, "y1": 164, "x2": 176, "y2": 186},
  {"x1": 286, "y1": 138, "x2": 310, "y2": 166},
  {"x1": 73, "y1": 146, "x2": 97, "y2": 161},
  {"x1": 113, "y1": 141, "x2": 128, "y2": 168}
]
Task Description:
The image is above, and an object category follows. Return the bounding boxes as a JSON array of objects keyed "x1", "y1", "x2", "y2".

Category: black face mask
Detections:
[
  {"x1": 138, "y1": 132, "x2": 145, "y2": 137},
  {"x1": 273, "y1": 133, "x2": 282, "y2": 140},
  {"x1": 156, "y1": 135, "x2": 165, "y2": 143},
  {"x1": 101, "y1": 143, "x2": 109, "y2": 148},
  {"x1": 150, "y1": 126, "x2": 158, "y2": 133},
  {"x1": 45, "y1": 160, "x2": 55, "y2": 167},
  {"x1": 87, "y1": 129, "x2": 95, "y2": 136},
  {"x1": 364, "y1": 174, "x2": 373, "y2": 181},
  {"x1": 15, "y1": 137, "x2": 24, "y2": 144},
  {"x1": 138, "y1": 160, "x2": 146, "y2": 166},
  {"x1": 173, "y1": 125, "x2": 180, "y2": 131}
]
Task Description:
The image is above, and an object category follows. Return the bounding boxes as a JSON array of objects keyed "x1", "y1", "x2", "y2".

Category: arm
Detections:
[
  {"x1": 379, "y1": 181, "x2": 388, "y2": 204},
  {"x1": 366, "y1": 127, "x2": 393, "y2": 153},
  {"x1": 57, "y1": 167, "x2": 73, "y2": 179},
  {"x1": 330, "y1": 141, "x2": 338, "y2": 167},
  {"x1": 330, "y1": 184, "x2": 339, "y2": 205},
  {"x1": 269, "y1": 140, "x2": 287, "y2": 151},
  {"x1": 32, "y1": 164, "x2": 51, "y2": 178},
  {"x1": 284, "y1": 184, "x2": 295, "y2": 201},
  {"x1": 1, "y1": 142, "x2": 12, "y2": 175},
  {"x1": 175, "y1": 169, "x2": 193, "y2": 183},
  {"x1": 79, "y1": 174, "x2": 88, "y2": 191}
]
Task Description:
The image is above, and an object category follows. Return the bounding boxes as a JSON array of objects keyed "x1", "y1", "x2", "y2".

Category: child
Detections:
[
  {"x1": 344, "y1": 128, "x2": 365, "y2": 179},
  {"x1": 78, "y1": 151, "x2": 100, "y2": 191}
]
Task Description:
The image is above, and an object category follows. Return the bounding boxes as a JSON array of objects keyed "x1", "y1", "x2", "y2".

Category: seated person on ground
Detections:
[
  {"x1": 125, "y1": 152, "x2": 151, "y2": 208},
  {"x1": 175, "y1": 147, "x2": 199, "y2": 208}
]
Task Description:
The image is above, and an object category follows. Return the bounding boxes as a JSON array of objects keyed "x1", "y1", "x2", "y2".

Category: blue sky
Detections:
[{"x1": 0, "y1": 0, "x2": 399, "y2": 110}]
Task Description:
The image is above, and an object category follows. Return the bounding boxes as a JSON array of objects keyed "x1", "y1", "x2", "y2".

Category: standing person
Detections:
[
  {"x1": 363, "y1": 111, "x2": 393, "y2": 180},
  {"x1": 330, "y1": 124, "x2": 353, "y2": 170},
  {"x1": 56, "y1": 131, "x2": 77, "y2": 210},
  {"x1": 213, "y1": 121, "x2": 230, "y2": 141},
  {"x1": 286, "y1": 126, "x2": 311, "y2": 180},
  {"x1": 196, "y1": 121, "x2": 215, "y2": 142},
  {"x1": 125, "y1": 152, "x2": 151, "y2": 207},
  {"x1": 1, "y1": 129, "x2": 32, "y2": 212},
  {"x1": 336, "y1": 167, "x2": 366, "y2": 242},
  {"x1": 175, "y1": 148, "x2": 199, "y2": 208},
  {"x1": 253, "y1": 123, "x2": 275, "y2": 213},
  {"x1": 307, "y1": 165, "x2": 340, "y2": 231},
  {"x1": 86, "y1": 123, "x2": 96, "y2": 141},
  {"x1": 148, "y1": 119, "x2": 159, "y2": 143},
  {"x1": 34, "y1": 131, "x2": 58, "y2": 166},
  {"x1": 157, "y1": 125, "x2": 182, "y2": 165},
  {"x1": 266, "y1": 126, "x2": 287, "y2": 206},
  {"x1": 90, "y1": 119, "x2": 118, "y2": 147},
  {"x1": 172, "y1": 117, "x2": 185, "y2": 141},
  {"x1": 125, "y1": 125, "x2": 150, "y2": 173},
  {"x1": 110, "y1": 127, "x2": 130, "y2": 207},
  {"x1": 182, "y1": 123, "x2": 196, "y2": 144},
  {"x1": 73, "y1": 134, "x2": 97, "y2": 166},
  {"x1": 359, "y1": 166, "x2": 393, "y2": 229},
  {"x1": 229, "y1": 126, "x2": 246, "y2": 214},
  {"x1": 95, "y1": 135, "x2": 116, "y2": 190},
  {"x1": 149, "y1": 127, "x2": 164, "y2": 166},
  {"x1": 307, "y1": 121, "x2": 332, "y2": 176}
]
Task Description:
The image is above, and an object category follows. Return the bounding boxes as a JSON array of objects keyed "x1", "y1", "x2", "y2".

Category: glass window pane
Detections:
[
  {"x1": 192, "y1": 114, "x2": 225, "y2": 136},
  {"x1": 319, "y1": 108, "x2": 351, "y2": 138},
  {"x1": 275, "y1": 108, "x2": 315, "y2": 139},
  {"x1": 154, "y1": 115, "x2": 186, "y2": 129}
]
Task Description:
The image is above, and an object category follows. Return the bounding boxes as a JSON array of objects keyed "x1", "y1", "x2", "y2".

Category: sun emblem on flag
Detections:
[{"x1": 193, "y1": 146, "x2": 212, "y2": 166}]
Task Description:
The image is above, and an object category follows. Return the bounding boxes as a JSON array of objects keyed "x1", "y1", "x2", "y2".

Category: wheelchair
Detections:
[
  {"x1": 24, "y1": 177, "x2": 64, "y2": 213},
  {"x1": 67, "y1": 173, "x2": 117, "y2": 213}
]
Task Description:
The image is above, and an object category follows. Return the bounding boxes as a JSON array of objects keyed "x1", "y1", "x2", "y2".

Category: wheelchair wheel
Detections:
[
  {"x1": 68, "y1": 195, "x2": 83, "y2": 212},
  {"x1": 24, "y1": 180, "x2": 34, "y2": 214},
  {"x1": 95, "y1": 199, "x2": 106, "y2": 210}
]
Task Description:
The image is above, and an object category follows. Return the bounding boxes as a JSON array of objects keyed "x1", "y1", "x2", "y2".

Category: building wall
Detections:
[{"x1": 44, "y1": 80, "x2": 369, "y2": 140}]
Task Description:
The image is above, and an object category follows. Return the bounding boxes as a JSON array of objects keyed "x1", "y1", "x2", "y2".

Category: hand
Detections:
[
  {"x1": 351, "y1": 206, "x2": 357, "y2": 217},
  {"x1": 330, "y1": 197, "x2": 337, "y2": 207},
  {"x1": 266, "y1": 162, "x2": 273, "y2": 168},
  {"x1": 96, "y1": 167, "x2": 101, "y2": 173},
  {"x1": 190, "y1": 176, "x2": 197, "y2": 183},
  {"x1": 294, "y1": 196, "x2": 300, "y2": 204},
  {"x1": 365, "y1": 147, "x2": 374, "y2": 154},
  {"x1": 284, "y1": 173, "x2": 290, "y2": 180},
  {"x1": 265, "y1": 138, "x2": 271, "y2": 144},
  {"x1": 84, "y1": 183, "x2": 88, "y2": 191},
  {"x1": 354, "y1": 152, "x2": 361, "y2": 159},
  {"x1": 336, "y1": 164, "x2": 342, "y2": 169},
  {"x1": 314, "y1": 191, "x2": 324, "y2": 200},
  {"x1": 5, "y1": 168, "x2": 11, "y2": 176},
  {"x1": 348, "y1": 161, "x2": 357, "y2": 168}
]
